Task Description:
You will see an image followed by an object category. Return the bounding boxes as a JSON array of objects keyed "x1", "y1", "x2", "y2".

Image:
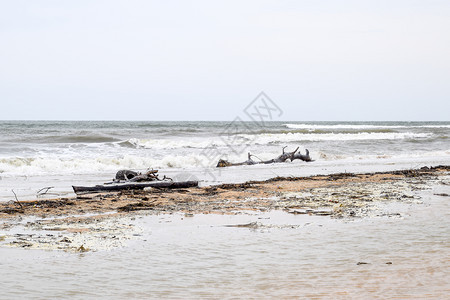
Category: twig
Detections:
[
  {"x1": 249, "y1": 154, "x2": 264, "y2": 162},
  {"x1": 145, "y1": 168, "x2": 159, "y2": 174},
  {"x1": 162, "y1": 175, "x2": 173, "y2": 181},
  {"x1": 11, "y1": 189, "x2": 23, "y2": 208},
  {"x1": 37, "y1": 186, "x2": 54, "y2": 196}
]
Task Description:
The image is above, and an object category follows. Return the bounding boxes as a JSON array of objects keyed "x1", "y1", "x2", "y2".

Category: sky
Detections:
[{"x1": 1, "y1": 0, "x2": 449, "y2": 121}]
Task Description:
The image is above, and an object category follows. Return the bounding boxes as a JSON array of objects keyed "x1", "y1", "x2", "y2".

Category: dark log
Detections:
[
  {"x1": 115, "y1": 170, "x2": 140, "y2": 180},
  {"x1": 290, "y1": 149, "x2": 313, "y2": 162},
  {"x1": 114, "y1": 169, "x2": 170, "y2": 182},
  {"x1": 256, "y1": 146, "x2": 299, "y2": 164},
  {"x1": 72, "y1": 180, "x2": 198, "y2": 194},
  {"x1": 217, "y1": 152, "x2": 256, "y2": 167}
]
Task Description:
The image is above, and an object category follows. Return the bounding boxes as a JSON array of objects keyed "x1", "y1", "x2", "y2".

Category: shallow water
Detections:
[{"x1": 1, "y1": 184, "x2": 448, "y2": 299}]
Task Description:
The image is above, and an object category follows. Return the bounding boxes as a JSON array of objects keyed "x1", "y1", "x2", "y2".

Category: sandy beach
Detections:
[
  {"x1": 1, "y1": 165, "x2": 449, "y2": 252},
  {"x1": 1, "y1": 166, "x2": 449, "y2": 298}
]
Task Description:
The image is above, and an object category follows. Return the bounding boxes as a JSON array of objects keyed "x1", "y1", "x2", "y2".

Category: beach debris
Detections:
[
  {"x1": 357, "y1": 262, "x2": 370, "y2": 265},
  {"x1": 77, "y1": 245, "x2": 89, "y2": 252},
  {"x1": 2, "y1": 167, "x2": 447, "y2": 220},
  {"x1": 73, "y1": 180, "x2": 198, "y2": 194},
  {"x1": 223, "y1": 221, "x2": 302, "y2": 230},
  {"x1": 224, "y1": 221, "x2": 261, "y2": 228},
  {"x1": 434, "y1": 193, "x2": 449, "y2": 197},
  {"x1": 117, "y1": 201, "x2": 156, "y2": 212},
  {"x1": 11, "y1": 189, "x2": 23, "y2": 209},
  {"x1": 217, "y1": 146, "x2": 313, "y2": 167},
  {"x1": 60, "y1": 237, "x2": 72, "y2": 243},
  {"x1": 1, "y1": 214, "x2": 144, "y2": 252},
  {"x1": 115, "y1": 170, "x2": 140, "y2": 181},
  {"x1": 36, "y1": 186, "x2": 55, "y2": 197},
  {"x1": 73, "y1": 169, "x2": 197, "y2": 194},
  {"x1": 290, "y1": 149, "x2": 313, "y2": 162},
  {"x1": 286, "y1": 208, "x2": 333, "y2": 216},
  {"x1": 114, "y1": 169, "x2": 169, "y2": 183}
]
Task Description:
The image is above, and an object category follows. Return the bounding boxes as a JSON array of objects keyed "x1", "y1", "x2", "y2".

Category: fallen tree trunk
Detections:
[
  {"x1": 258, "y1": 146, "x2": 299, "y2": 164},
  {"x1": 291, "y1": 149, "x2": 313, "y2": 162},
  {"x1": 217, "y1": 146, "x2": 313, "y2": 167},
  {"x1": 73, "y1": 180, "x2": 198, "y2": 194}
]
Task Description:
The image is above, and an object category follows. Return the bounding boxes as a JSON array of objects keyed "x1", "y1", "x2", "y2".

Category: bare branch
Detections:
[
  {"x1": 37, "y1": 186, "x2": 54, "y2": 196},
  {"x1": 217, "y1": 146, "x2": 312, "y2": 167},
  {"x1": 11, "y1": 189, "x2": 23, "y2": 208}
]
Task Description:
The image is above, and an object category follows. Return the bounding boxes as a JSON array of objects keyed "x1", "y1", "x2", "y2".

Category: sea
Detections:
[
  {"x1": 0, "y1": 120, "x2": 449, "y2": 201},
  {"x1": 1, "y1": 120, "x2": 449, "y2": 299}
]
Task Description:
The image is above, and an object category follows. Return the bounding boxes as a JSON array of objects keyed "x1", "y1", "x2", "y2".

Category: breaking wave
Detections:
[
  {"x1": 124, "y1": 138, "x2": 216, "y2": 150},
  {"x1": 5, "y1": 135, "x2": 121, "y2": 144},
  {"x1": 1, "y1": 149, "x2": 449, "y2": 177},
  {"x1": 284, "y1": 124, "x2": 450, "y2": 130},
  {"x1": 122, "y1": 132, "x2": 433, "y2": 149},
  {"x1": 0, "y1": 155, "x2": 214, "y2": 176}
]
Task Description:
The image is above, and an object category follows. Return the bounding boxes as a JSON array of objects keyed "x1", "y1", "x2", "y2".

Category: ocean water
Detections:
[
  {"x1": 1, "y1": 121, "x2": 449, "y2": 299},
  {"x1": 0, "y1": 120, "x2": 449, "y2": 201}
]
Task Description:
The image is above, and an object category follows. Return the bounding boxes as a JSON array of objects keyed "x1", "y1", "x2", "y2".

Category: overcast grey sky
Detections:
[{"x1": 1, "y1": 0, "x2": 449, "y2": 121}]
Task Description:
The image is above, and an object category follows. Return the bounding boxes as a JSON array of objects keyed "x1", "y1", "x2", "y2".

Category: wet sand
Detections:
[{"x1": 1, "y1": 166, "x2": 449, "y2": 252}]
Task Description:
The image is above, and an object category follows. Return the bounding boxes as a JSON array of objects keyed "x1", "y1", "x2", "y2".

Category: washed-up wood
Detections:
[
  {"x1": 217, "y1": 146, "x2": 313, "y2": 167},
  {"x1": 291, "y1": 149, "x2": 313, "y2": 162},
  {"x1": 72, "y1": 180, "x2": 199, "y2": 194},
  {"x1": 114, "y1": 169, "x2": 167, "y2": 182}
]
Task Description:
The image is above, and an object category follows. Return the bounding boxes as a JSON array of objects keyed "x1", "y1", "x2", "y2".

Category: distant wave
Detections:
[
  {"x1": 5, "y1": 135, "x2": 121, "y2": 144},
  {"x1": 251, "y1": 128, "x2": 396, "y2": 135},
  {"x1": 121, "y1": 132, "x2": 433, "y2": 149},
  {"x1": 124, "y1": 138, "x2": 218, "y2": 150},
  {"x1": 51, "y1": 135, "x2": 122, "y2": 143},
  {"x1": 249, "y1": 132, "x2": 433, "y2": 143},
  {"x1": 284, "y1": 124, "x2": 450, "y2": 129}
]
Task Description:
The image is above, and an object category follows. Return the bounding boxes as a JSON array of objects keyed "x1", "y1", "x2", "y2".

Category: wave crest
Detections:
[
  {"x1": 284, "y1": 123, "x2": 450, "y2": 129},
  {"x1": 120, "y1": 132, "x2": 433, "y2": 150}
]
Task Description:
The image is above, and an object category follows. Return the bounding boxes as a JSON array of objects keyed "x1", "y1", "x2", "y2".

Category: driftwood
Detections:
[
  {"x1": 73, "y1": 169, "x2": 195, "y2": 194},
  {"x1": 114, "y1": 169, "x2": 170, "y2": 182},
  {"x1": 72, "y1": 181, "x2": 198, "y2": 194},
  {"x1": 217, "y1": 147, "x2": 313, "y2": 167},
  {"x1": 115, "y1": 170, "x2": 139, "y2": 180},
  {"x1": 11, "y1": 189, "x2": 23, "y2": 208},
  {"x1": 291, "y1": 149, "x2": 313, "y2": 162},
  {"x1": 36, "y1": 186, "x2": 54, "y2": 197}
]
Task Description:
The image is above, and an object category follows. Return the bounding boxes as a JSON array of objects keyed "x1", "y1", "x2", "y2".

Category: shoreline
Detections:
[
  {"x1": 1, "y1": 165, "x2": 449, "y2": 252},
  {"x1": 1, "y1": 165, "x2": 449, "y2": 218}
]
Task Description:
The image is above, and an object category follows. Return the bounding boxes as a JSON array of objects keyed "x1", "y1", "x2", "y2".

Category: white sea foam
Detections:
[
  {"x1": 126, "y1": 138, "x2": 215, "y2": 150},
  {"x1": 284, "y1": 124, "x2": 450, "y2": 129},
  {"x1": 0, "y1": 154, "x2": 224, "y2": 176},
  {"x1": 124, "y1": 132, "x2": 433, "y2": 150},
  {"x1": 1, "y1": 149, "x2": 449, "y2": 177},
  {"x1": 317, "y1": 149, "x2": 450, "y2": 162},
  {"x1": 249, "y1": 132, "x2": 433, "y2": 143}
]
